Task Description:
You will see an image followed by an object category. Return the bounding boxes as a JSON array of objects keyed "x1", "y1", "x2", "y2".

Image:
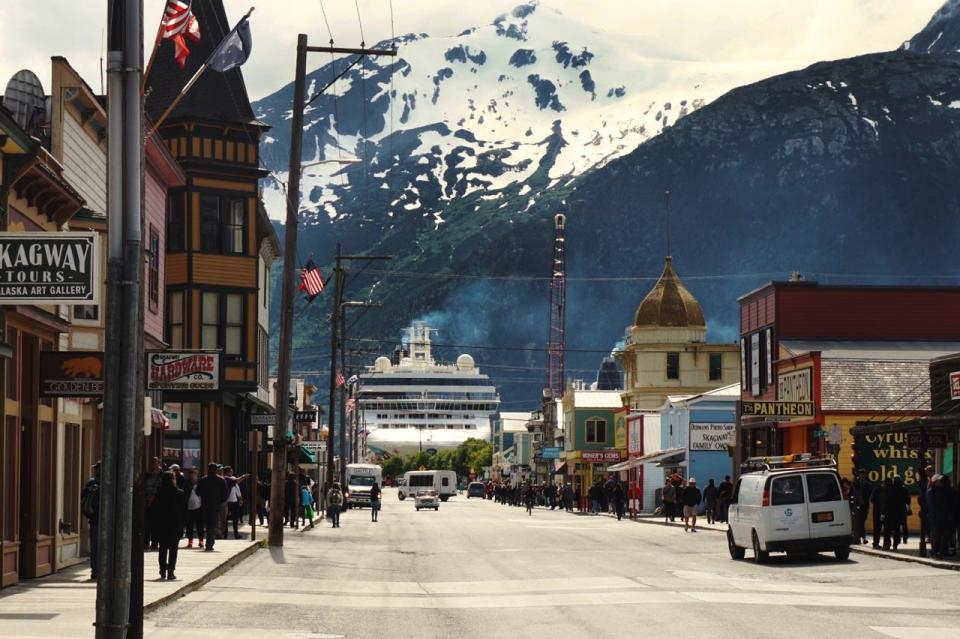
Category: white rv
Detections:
[
  {"x1": 399, "y1": 470, "x2": 457, "y2": 501},
  {"x1": 344, "y1": 463, "x2": 383, "y2": 509}
]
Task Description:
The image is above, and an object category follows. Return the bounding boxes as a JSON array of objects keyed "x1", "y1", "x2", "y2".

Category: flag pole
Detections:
[
  {"x1": 144, "y1": 7, "x2": 255, "y2": 140},
  {"x1": 143, "y1": 22, "x2": 165, "y2": 91}
]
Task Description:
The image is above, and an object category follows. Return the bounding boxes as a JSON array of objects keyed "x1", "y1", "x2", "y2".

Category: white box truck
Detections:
[
  {"x1": 399, "y1": 470, "x2": 457, "y2": 501},
  {"x1": 344, "y1": 463, "x2": 383, "y2": 509}
]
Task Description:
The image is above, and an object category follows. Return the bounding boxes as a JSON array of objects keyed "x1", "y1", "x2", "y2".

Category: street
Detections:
[{"x1": 143, "y1": 489, "x2": 960, "y2": 639}]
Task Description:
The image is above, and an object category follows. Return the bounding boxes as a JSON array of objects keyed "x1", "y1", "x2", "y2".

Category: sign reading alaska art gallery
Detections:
[
  {"x1": 146, "y1": 352, "x2": 220, "y2": 391},
  {"x1": 0, "y1": 233, "x2": 100, "y2": 304}
]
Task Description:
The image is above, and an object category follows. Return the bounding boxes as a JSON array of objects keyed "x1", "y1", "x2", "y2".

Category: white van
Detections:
[
  {"x1": 727, "y1": 454, "x2": 852, "y2": 563},
  {"x1": 345, "y1": 463, "x2": 383, "y2": 509},
  {"x1": 399, "y1": 470, "x2": 457, "y2": 501}
]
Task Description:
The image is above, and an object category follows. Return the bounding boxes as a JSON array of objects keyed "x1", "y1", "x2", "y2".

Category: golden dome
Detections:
[{"x1": 633, "y1": 257, "x2": 706, "y2": 328}]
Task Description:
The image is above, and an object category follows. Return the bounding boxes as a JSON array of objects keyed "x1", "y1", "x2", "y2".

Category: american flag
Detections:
[
  {"x1": 346, "y1": 398, "x2": 357, "y2": 414},
  {"x1": 335, "y1": 372, "x2": 346, "y2": 387},
  {"x1": 298, "y1": 259, "x2": 324, "y2": 300},
  {"x1": 161, "y1": 1, "x2": 201, "y2": 69}
]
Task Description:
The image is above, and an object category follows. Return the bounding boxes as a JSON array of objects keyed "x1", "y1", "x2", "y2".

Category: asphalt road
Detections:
[{"x1": 145, "y1": 488, "x2": 960, "y2": 639}]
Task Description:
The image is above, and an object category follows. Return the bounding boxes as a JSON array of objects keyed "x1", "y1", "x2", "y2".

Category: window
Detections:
[
  {"x1": 750, "y1": 333, "x2": 761, "y2": 396},
  {"x1": 38, "y1": 421, "x2": 53, "y2": 535},
  {"x1": 167, "y1": 192, "x2": 185, "y2": 252},
  {"x1": 263, "y1": 262, "x2": 269, "y2": 308},
  {"x1": 585, "y1": 418, "x2": 607, "y2": 443},
  {"x1": 225, "y1": 200, "x2": 245, "y2": 254},
  {"x1": 148, "y1": 226, "x2": 160, "y2": 309},
  {"x1": 806, "y1": 473, "x2": 842, "y2": 503},
  {"x1": 200, "y1": 194, "x2": 220, "y2": 252},
  {"x1": 3, "y1": 417, "x2": 17, "y2": 540},
  {"x1": 201, "y1": 292, "x2": 218, "y2": 349},
  {"x1": 709, "y1": 353, "x2": 722, "y2": 381},
  {"x1": 63, "y1": 425, "x2": 80, "y2": 533},
  {"x1": 257, "y1": 327, "x2": 269, "y2": 389},
  {"x1": 6, "y1": 327, "x2": 16, "y2": 400},
  {"x1": 74, "y1": 305, "x2": 99, "y2": 322},
  {"x1": 225, "y1": 293, "x2": 243, "y2": 357},
  {"x1": 666, "y1": 352, "x2": 680, "y2": 380},
  {"x1": 740, "y1": 337, "x2": 747, "y2": 391},
  {"x1": 168, "y1": 291, "x2": 184, "y2": 348},
  {"x1": 770, "y1": 475, "x2": 805, "y2": 506}
]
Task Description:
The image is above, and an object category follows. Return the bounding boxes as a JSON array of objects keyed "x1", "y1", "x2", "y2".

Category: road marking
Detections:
[
  {"x1": 871, "y1": 627, "x2": 960, "y2": 639},
  {"x1": 421, "y1": 576, "x2": 645, "y2": 595},
  {"x1": 727, "y1": 581, "x2": 871, "y2": 595},
  {"x1": 685, "y1": 591, "x2": 957, "y2": 610},
  {"x1": 805, "y1": 567, "x2": 948, "y2": 581}
]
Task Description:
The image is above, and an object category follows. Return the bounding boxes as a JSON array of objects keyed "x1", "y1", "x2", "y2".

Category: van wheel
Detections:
[
  {"x1": 752, "y1": 531, "x2": 769, "y2": 564},
  {"x1": 835, "y1": 546, "x2": 850, "y2": 561},
  {"x1": 398, "y1": 494, "x2": 405, "y2": 501},
  {"x1": 416, "y1": 507, "x2": 420, "y2": 511},
  {"x1": 727, "y1": 528, "x2": 745, "y2": 560},
  {"x1": 440, "y1": 496, "x2": 449, "y2": 502}
]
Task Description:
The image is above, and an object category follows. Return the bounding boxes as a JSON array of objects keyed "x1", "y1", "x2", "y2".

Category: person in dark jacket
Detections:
[
  {"x1": 681, "y1": 478, "x2": 703, "y2": 532},
  {"x1": 285, "y1": 473, "x2": 299, "y2": 528},
  {"x1": 929, "y1": 475, "x2": 957, "y2": 559},
  {"x1": 662, "y1": 480, "x2": 677, "y2": 523},
  {"x1": 612, "y1": 481, "x2": 626, "y2": 520},
  {"x1": 153, "y1": 470, "x2": 186, "y2": 579},
  {"x1": 196, "y1": 462, "x2": 228, "y2": 551},
  {"x1": 888, "y1": 476, "x2": 910, "y2": 550},
  {"x1": 871, "y1": 477, "x2": 893, "y2": 549},
  {"x1": 81, "y1": 461, "x2": 101, "y2": 580},
  {"x1": 143, "y1": 456, "x2": 163, "y2": 550},
  {"x1": 717, "y1": 476, "x2": 733, "y2": 523},
  {"x1": 703, "y1": 479, "x2": 719, "y2": 525},
  {"x1": 851, "y1": 472, "x2": 873, "y2": 544}
]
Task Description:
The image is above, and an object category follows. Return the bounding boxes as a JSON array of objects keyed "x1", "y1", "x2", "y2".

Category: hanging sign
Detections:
[
  {"x1": 146, "y1": 352, "x2": 220, "y2": 391},
  {"x1": 581, "y1": 450, "x2": 622, "y2": 463},
  {"x1": 39, "y1": 351, "x2": 104, "y2": 397},
  {"x1": 740, "y1": 401, "x2": 815, "y2": 419},
  {"x1": 294, "y1": 409, "x2": 318, "y2": 424},
  {"x1": 0, "y1": 232, "x2": 100, "y2": 304},
  {"x1": 950, "y1": 371, "x2": 960, "y2": 401},
  {"x1": 689, "y1": 422, "x2": 735, "y2": 451}
]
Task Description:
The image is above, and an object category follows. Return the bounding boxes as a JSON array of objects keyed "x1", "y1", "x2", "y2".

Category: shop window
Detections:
[
  {"x1": 201, "y1": 292, "x2": 219, "y2": 349},
  {"x1": 148, "y1": 226, "x2": 160, "y2": 309},
  {"x1": 39, "y1": 341, "x2": 53, "y2": 407},
  {"x1": 263, "y1": 262, "x2": 269, "y2": 308},
  {"x1": 167, "y1": 191, "x2": 185, "y2": 252},
  {"x1": 38, "y1": 421, "x2": 53, "y2": 535},
  {"x1": 585, "y1": 418, "x2": 607, "y2": 443},
  {"x1": 666, "y1": 352, "x2": 680, "y2": 380},
  {"x1": 3, "y1": 417, "x2": 17, "y2": 541},
  {"x1": 63, "y1": 425, "x2": 80, "y2": 534},
  {"x1": 225, "y1": 293, "x2": 244, "y2": 357},
  {"x1": 257, "y1": 327, "x2": 269, "y2": 389},
  {"x1": 4, "y1": 327, "x2": 15, "y2": 400},
  {"x1": 225, "y1": 200, "x2": 245, "y2": 255},
  {"x1": 199, "y1": 194, "x2": 220, "y2": 252},
  {"x1": 74, "y1": 305, "x2": 99, "y2": 322},
  {"x1": 168, "y1": 291, "x2": 184, "y2": 349},
  {"x1": 163, "y1": 402, "x2": 201, "y2": 433},
  {"x1": 709, "y1": 353, "x2": 723, "y2": 381}
]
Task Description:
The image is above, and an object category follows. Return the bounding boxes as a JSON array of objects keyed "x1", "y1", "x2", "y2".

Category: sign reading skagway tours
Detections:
[
  {"x1": 689, "y1": 422, "x2": 736, "y2": 451},
  {"x1": 146, "y1": 352, "x2": 219, "y2": 391},
  {"x1": 0, "y1": 232, "x2": 100, "y2": 304}
]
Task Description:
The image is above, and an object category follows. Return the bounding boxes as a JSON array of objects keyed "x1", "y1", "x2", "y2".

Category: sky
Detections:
[{"x1": 0, "y1": 0, "x2": 946, "y2": 101}]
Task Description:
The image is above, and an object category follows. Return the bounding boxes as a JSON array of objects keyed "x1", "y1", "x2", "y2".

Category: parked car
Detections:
[
  {"x1": 467, "y1": 482, "x2": 486, "y2": 498},
  {"x1": 727, "y1": 454, "x2": 852, "y2": 563},
  {"x1": 415, "y1": 489, "x2": 440, "y2": 511}
]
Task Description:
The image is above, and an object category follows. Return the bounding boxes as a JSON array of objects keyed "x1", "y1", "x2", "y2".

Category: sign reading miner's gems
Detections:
[{"x1": 0, "y1": 232, "x2": 100, "y2": 304}]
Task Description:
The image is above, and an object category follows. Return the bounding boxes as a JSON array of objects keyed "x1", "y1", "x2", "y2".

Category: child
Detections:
[{"x1": 300, "y1": 484, "x2": 315, "y2": 526}]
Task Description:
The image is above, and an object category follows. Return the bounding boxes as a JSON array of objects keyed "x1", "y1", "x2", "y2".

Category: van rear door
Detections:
[
  {"x1": 767, "y1": 474, "x2": 808, "y2": 544},
  {"x1": 804, "y1": 472, "x2": 850, "y2": 540}
]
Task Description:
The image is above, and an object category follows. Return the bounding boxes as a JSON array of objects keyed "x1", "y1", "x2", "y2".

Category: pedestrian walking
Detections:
[
  {"x1": 300, "y1": 483, "x2": 315, "y2": 526},
  {"x1": 928, "y1": 474, "x2": 957, "y2": 559},
  {"x1": 703, "y1": 478, "x2": 718, "y2": 525},
  {"x1": 152, "y1": 470, "x2": 185, "y2": 580},
  {"x1": 81, "y1": 461, "x2": 101, "y2": 580},
  {"x1": 612, "y1": 481, "x2": 626, "y2": 521},
  {"x1": 285, "y1": 472, "x2": 299, "y2": 529},
  {"x1": 563, "y1": 483, "x2": 574, "y2": 512},
  {"x1": 143, "y1": 456, "x2": 163, "y2": 550},
  {"x1": 524, "y1": 483, "x2": 536, "y2": 516},
  {"x1": 852, "y1": 471, "x2": 873, "y2": 544},
  {"x1": 662, "y1": 480, "x2": 677, "y2": 523},
  {"x1": 223, "y1": 466, "x2": 245, "y2": 539},
  {"x1": 888, "y1": 476, "x2": 909, "y2": 550},
  {"x1": 327, "y1": 482, "x2": 344, "y2": 528},
  {"x1": 871, "y1": 477, "x2": 893, "y2": 549},
  {"x1": 682, "y1": 478, "x2": 703, "y2": 532},
  {"x1": 196, "y1": 462, "x2": 228, "y2": 551},
  {"x1": 370, "y1": 482, "x2": 382, "y2": 522},
  {"x1": 588, "y1": 482, "x2": 603, "y2": 515},
  {"x1": 184, "y1": 468, "x2": 204, "y2": 549},
  {"x1": 717, "y1": 475, "x2": 733, "y2": 523}
]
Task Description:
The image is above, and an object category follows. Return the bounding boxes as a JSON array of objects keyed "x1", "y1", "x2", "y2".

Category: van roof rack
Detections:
[{"x1": 741, "y1": 453, "x2": 837, "y2": 472}]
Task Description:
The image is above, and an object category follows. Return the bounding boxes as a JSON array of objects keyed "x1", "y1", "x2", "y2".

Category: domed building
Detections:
[{"x1": 616, "y1": 257, "x2": 739, "y2": 410}]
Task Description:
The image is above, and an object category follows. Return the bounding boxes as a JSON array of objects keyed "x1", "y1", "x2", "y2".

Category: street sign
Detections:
[
  {"x1": 294, "y1": 409, "x2": 317, "y2": 423},
  {"x1": 250, "y1": 414, "x2": 275, "y2": 426},
  {"x1": 540, "y1": 446, "x2": 561, "y2": 459},
  {"x1": 813, "y1": 429, "x2": 829, "y2": 438},
  {"x1": 740, "y1": 401, "x2": 815, "y2": 419},
  {"x1": 301, "y1": 441, "x2": 326, "y2": 453},
  {"x1": 907, "y1": 433, "x2": 949, "y2": 449}
]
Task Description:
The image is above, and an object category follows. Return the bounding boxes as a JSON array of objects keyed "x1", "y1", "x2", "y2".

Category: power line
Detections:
[{"x1": 345, "y1": 267, "x2": 793, "y2": 283}]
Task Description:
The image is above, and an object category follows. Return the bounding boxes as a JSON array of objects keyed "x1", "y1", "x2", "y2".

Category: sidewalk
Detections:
[{"x1": 0, "y1": 534, "x2": 260, "y2": 638}]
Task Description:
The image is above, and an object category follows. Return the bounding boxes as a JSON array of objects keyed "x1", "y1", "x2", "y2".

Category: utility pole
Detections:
[
  {"x1": 98, "y1": 0, "x2": 143, "y2": 637},
  {"x1": 338, "y1": 300, "x2": 384, "y2": 482},
  {"x1": 325, "y1": 245, "x2": 343, "y2": 491},
  {"x1": 274, "y1": 34, "x2": 395, "y2": 543}
]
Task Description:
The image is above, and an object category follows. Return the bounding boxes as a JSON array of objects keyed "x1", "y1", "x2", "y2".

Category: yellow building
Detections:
[{"x1": 617, "y1": 257, "x2": 739, "y2": 410}]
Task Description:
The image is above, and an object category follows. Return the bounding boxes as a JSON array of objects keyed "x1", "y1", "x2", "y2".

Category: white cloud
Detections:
[{"x1": 0, "y1": 0, "x2": 944, "y2": 100}]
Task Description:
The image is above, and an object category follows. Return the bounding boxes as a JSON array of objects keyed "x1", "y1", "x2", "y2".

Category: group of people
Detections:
[
  {"x1": 489, "y1": 481, "x2": 576, "y2": 513},
  {"x1": 847, "y1": 467, "x2": 959, "y2": 558},
  {"x1": 661, "y1": 475, "x2": 735, "y2": 530}
]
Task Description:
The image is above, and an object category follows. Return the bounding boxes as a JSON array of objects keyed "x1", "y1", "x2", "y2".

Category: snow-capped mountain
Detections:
[
  {"x1": 906, "y1": 0, "x2": 960, "y2": 53},
  {"x1": 254, "y1": 0, "x2": 811, "y2": 226}
]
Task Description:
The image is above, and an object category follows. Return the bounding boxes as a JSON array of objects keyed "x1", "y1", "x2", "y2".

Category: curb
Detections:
[
  {"x1": 143, "y1": 540, "x2": 261, "y2": 613},
  {"x1": 849, "y1": 545, "x2": 960, "y2": 572}
]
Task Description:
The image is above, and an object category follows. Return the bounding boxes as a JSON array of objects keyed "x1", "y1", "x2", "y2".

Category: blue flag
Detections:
[{"x1": 208, "y1": 16, "x2": 252, "y2": 73}]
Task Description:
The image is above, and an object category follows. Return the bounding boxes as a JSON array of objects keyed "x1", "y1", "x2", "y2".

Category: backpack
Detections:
[
  {"x1": 330, "y1": 490, "x2": 342, "y2": 506},
  {"x1": 81, "y1": 480, "x2": 99, "y2": 519}
]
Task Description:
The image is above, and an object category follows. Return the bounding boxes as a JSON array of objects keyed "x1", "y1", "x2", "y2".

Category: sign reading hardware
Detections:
[
  {"x1": 0, "y1": 232, "x2": 100, "y2": 304},
  {"x1": 39, "y1": 351, "x2": 104, "y2": 397},
  {"x1": 740, "y1": 401, "x2": 815, "y2": 418},
  {"x1": 689, "y1": 422, "x2": 735, "y2": 451},
  {"x1": 146, "y1": 352, "x2": 219, "y2": 391}
]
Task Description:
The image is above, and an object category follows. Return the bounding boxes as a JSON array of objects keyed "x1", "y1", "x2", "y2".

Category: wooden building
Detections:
[{"x1": 145, "y1": 0, "x2": 277, "y2": 472}]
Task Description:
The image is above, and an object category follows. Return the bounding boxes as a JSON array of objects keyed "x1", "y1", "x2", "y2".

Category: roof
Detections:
[
  {"x1": 499, "y1": 412, "x2": 533, "y2": 433},
  {"x1": 634, "y1": 257, "x2": 705, "y2": 328},
  {"x1": 571, "y1": 390, "x2": 623, "y2": 409},
  {"x1": 820, "y1": 359, "x2": 930, "y2": 412},
  {"x1": 682, "y1": 383, "x2": 742, "y2": 406},
  {"x1": 780, "y1": 340, "x2": 960, "y2": 361},
  {"x1": 738, "y1": 280, "x2": 960, "y2": 303},
  {"x1": 145, "y1": 0, "x2": 256, "y2": 125}
]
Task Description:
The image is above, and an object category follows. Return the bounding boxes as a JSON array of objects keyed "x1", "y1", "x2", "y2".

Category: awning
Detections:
[
  {"x1": 298, "y1": 446, "x2": 317, "y2": 464},
  {"x1": 850, "y1": 415, "x2": 960, "y2": 436},
  {"x1": 552, "y1": 462, "x2": 568, "y2": 475},
  {"x1": 607, "y1": 459, "x2": 634, "y2": 472},
  {"x1": 632, "y1": 447, "x2": 686, "y2": 465}
]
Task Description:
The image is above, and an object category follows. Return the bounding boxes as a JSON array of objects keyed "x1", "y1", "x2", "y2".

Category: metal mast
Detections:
[{"x1": 546, "y1": 213, "x2": 567, "y2": 398}]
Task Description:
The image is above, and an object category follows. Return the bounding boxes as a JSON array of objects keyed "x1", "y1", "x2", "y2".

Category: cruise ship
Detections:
[{"x1": 358, "y1": 322, "x2": 500, "y2": 458}]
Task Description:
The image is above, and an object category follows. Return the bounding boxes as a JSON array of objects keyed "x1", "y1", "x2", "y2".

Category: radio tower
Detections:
[{"x1": 546, "y1": 213, "x2": 567, "y2": 398}]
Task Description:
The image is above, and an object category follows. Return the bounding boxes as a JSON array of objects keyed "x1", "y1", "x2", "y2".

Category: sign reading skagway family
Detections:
[
  {"x1": 0, "y1": 232, "x2": 100, "y2": 304},
  {"x1": 146, "y1": 352, "x2": 220, "y2": 391}
]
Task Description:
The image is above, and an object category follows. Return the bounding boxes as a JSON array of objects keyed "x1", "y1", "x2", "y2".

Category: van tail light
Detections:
[{"x1": 762, "y1": 488, "x2": 770, "y2": 507}]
